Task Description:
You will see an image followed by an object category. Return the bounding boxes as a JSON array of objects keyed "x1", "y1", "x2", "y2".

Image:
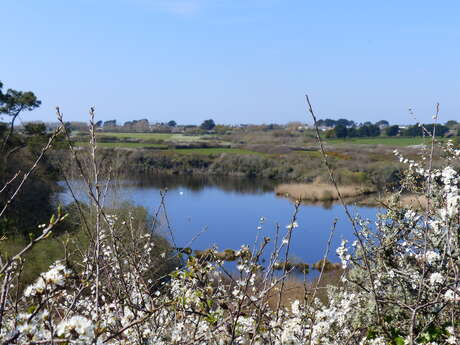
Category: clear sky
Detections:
[{"x1": 1, "y1": 0, "x2": 459, "y2": 125}]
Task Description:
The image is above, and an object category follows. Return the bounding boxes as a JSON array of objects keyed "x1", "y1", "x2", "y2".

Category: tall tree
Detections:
[
  {"x1": 403, "y1": 123, "x2": 448, "y2": 137},
  {"x1": 347, "y1": 126, "x2": 359, "y2": 137},
  {"x1": 0, "y1": 81, "x2": 41, "y2": 152},
  {"x1": 376, "y1": 120, "x2": 390, "y2": 127},
  {"x1": 200, "y1": 119, "x2": 216, "y2": 130},
  {"x1": 24, "y1": 122, "x2": 47, "y2": 136},
  {"x1": 324, "y1": 119, "x2": 337, "y2": 127},
  {"x1": 358, "y1": 125, "x2": 370, "y2": 137},
  {"x1": 336, "y1": 118, "x2": 354, "y2": 127},
  {"x1": 445, "y1": 120, "x2": 458, "y2": 129},
  {"x1": 368, "y1": 124, "x2": 381, "y2": 137},
  {"x1": 334, "y1": 124, "x2": 348, "y2": 138},
  {"x1": 385, "y1": 125, "x2": 400, "y2": 137},
  {"x1": 103, "y1": 120, "x2": 117, "y2": 128}
]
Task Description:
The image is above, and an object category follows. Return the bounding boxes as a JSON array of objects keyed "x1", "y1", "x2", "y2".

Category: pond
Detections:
[{"x1": 57, "y1": 175, "x2": 378, "y2": 269}]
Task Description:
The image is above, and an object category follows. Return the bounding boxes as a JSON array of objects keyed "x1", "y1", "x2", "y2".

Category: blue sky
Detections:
[{"x1": 1, "y1": 0, "x2": 459, "y2": 125}]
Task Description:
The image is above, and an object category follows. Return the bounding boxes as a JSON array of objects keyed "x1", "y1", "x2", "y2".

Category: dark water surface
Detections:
[{"x1": 57, "y1": 175, "x2": 378, "y2": 267}]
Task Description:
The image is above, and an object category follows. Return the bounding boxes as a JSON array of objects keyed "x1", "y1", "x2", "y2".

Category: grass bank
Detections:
[{"x1": 53, "y1": 146, "x2": 411, "y2": 192}]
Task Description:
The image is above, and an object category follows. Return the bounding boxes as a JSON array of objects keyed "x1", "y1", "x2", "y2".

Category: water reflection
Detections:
[
  {"x1": 126, "y1": 174, "x2": 277, "y2": 194},
  {"x1": 57, "y1": 174, "x2": 377, "y2": 268}
]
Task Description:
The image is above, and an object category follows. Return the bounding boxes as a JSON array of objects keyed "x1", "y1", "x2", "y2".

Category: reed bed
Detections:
[{"x1": 275, "y1": 182, "x2": 375, "y2": 201}]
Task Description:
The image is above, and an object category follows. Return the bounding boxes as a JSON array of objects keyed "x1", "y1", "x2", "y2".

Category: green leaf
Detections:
[
  {"x1": 366, "y1": 329, "x2": 378, "y2": 339},
  {"x1": 393, "y1": 336, "x2": 405, "y2": 345}
]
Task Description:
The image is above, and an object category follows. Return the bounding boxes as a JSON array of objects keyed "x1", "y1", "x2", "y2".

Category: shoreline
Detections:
[{"x1": 274, "y1": 184, "x2": 428, "y2": 209}]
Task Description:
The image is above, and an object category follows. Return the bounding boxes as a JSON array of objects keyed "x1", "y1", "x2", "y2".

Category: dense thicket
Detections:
[
  {"x1": 0, "y1": 142, "x2": 57, "y2": 236},
  {"x1": 52, "y1": 146, "x2": 410, "y2": 191},
  {"x1": 0, "y1": 82, "x2": 59, "y2": 236}
]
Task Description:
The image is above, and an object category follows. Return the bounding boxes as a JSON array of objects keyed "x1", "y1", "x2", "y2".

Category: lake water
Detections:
[{"x1": 57, "y1": 175, "x2": 378, "y2": 269}]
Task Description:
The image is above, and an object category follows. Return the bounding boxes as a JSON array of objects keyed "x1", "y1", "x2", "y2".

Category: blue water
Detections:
[{"x1": 57, "y1": 177, "x2": 377, "y2": 267}]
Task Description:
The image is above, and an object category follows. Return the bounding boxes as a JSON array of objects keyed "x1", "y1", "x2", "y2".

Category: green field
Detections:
[
  {"x1": 325, "y1": 136, "x2": 447, "y2": 146},
  {"x1": 96, "y1": 132, "x2": 205, "y2": 142},
  {"x1": 77, "y1": 132, "x2": 453, "y2": 151},
  {"x1": 75, "y1": 142, "x2": 261, "y2": 155},
  {"x1": 75, "y1": 142, "x2": 168, "y2": 149}
]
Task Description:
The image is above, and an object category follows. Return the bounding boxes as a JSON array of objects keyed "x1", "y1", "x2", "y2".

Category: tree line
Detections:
[{"x1": 319, "y1": 118, "x2": 454, "y2": 139}]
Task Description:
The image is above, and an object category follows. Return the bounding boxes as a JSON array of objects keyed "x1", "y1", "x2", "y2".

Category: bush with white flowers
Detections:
[{"x1": 0, "y1": 142, "x2": 458, "y2": 344}]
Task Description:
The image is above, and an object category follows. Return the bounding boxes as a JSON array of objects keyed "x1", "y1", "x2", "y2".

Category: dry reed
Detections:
[{"x1": 275, "y1": 183, "x2": 375, "y2": 201}]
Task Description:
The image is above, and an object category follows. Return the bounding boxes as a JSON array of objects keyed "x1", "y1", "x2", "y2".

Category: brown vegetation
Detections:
[
  {"x1": 356, "y1": 193, "x2": 429, "y2": 209},
  {"x1": 397, "y1": 194, "x2": 429, "y2": 209},
  {"x1": 265, "y1": 269, "x2": 345, "y2": 308},
  {"x1": 275, "y1": 182, "x2": 376, "y2": 201}
]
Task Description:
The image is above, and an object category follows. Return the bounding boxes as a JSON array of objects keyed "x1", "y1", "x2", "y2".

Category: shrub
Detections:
[
  {"x1": 1, "y1": 109, "x2": 458, "y2": 344},
  {"x1": 2, "y1": 140, "x2": 458, "y2": 344}
]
